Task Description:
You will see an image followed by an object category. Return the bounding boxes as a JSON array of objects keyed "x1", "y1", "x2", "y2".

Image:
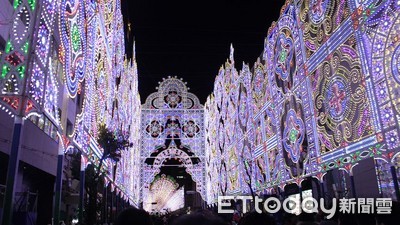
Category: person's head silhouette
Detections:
[{"x1": 115, "y1": 207, "x2": 153, "y2": 225}]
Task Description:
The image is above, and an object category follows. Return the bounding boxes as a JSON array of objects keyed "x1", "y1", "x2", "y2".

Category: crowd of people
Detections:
[{"x1": 113, "y1": 201, "x2": 400, "y2": 225}]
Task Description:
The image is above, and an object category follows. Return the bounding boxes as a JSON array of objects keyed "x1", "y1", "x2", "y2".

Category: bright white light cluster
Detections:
[{"x1": 144, "y1": 175, "x2": 184, "y2": 213}]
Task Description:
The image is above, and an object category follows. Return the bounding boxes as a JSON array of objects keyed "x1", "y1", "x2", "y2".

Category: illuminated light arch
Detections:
[
  {"x1": 152, "y1": 147, "x2": 195, "y2": 170},
  {"x1": 141, "y1": 77, "x2": 205, "y2": 205}
]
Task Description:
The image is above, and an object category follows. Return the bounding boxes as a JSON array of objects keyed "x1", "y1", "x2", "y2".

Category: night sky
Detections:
[{"x1": 121, "y1": 0, "x2": 287, "y2": 103}]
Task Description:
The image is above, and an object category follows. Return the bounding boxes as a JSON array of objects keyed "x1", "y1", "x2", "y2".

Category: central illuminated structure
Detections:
[{"x1": 140, "y1": 77, "x2": 205, "y2": 210}]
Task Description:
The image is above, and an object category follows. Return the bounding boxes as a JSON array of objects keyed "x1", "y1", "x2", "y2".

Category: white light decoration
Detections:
[
  {"x1": 59, "y1": 0, "x2": 87, "y2": 98},
  {"x1": 13, "y1": 7, "x2": 30, "y2": 45},
  {"x1": 44, "y1": 60, "x2": 60, "y2": 123},
  {"x1": 2, "y1": 74, "x2": 19, "y2": 94},
  {"x1": 28, "y1": 63, "x2": 45, "y2": 105},
  {"x1": 144, "y1": 175, "x2": 184, "y2": 213}
]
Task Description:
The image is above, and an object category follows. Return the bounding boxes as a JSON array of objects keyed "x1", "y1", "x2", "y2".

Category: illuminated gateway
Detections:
[{"x1": 140, "y1": 76, "x2": 205, "y2": 212}]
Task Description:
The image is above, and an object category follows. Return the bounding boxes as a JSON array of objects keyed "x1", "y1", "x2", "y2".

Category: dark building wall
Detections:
[
  {"x1": 18, "y1": 162, "x2": 55, "y2": 225},
  {"x1": 323, "y1": 158, "x2": 380, "y2": 199},
  {"x1": 19, "y1": 120, "x2": 58, "y2": 176},
  {"x1": 0, "y1": 152, "x2": 8, "y2": 185},
  {"x1": 0, "y1": 105, "x2": 58, "y2": 224},
  {"x1": 0, "y1": 110, "x2": 58, "y2": 176},
  {"x1": 0, "y1": 111, "x2": 13, "y2": 156},
  {"x1": 352, "y1": 158, "x2": 380, "y2": 198}
]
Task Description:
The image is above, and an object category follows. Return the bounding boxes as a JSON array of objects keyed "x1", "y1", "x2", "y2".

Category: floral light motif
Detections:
[
  {"x1": 164, "y1": 90, "x2": 182, "y2": 108},
  {"x1": 182, "y1": 120, "x2": 200, "y2": 138},
  {"x1": 274, "y1": 33, "x2": 294, "y2": 81},
  {"x1": 44, "y1": 61, "x2": 59, "y2": 121},
  {"x1": 326, "y1": 78, "x2": 348, "y2": 120},
  {"x1": 283, "y1": 109, "x2": 305, "y2": 163},
  {"x1": 28, "y1": 63, "x2": 45, "y2": 105},
  {"x1": 146, "y1": 120, "x2": 164, "y2": 138},
  {"x1": 36, "y1": 24, "x2": 50, "y2": 60},
  {"x1": 309, "y1": 0, "x2": 328, "y2": 24},
  {"x1": 59, "y1": 0, "x2": 86, "y2": 98}
]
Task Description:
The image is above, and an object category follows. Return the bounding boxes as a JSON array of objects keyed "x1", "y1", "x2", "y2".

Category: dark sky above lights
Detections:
[{"x1": 121, "y1": 0, "x2": 287, "y2": 103}]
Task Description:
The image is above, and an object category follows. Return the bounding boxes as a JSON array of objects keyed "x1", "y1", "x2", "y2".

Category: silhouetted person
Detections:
[
  {"x1": 296, "y1": 212, "x2": 318, "y2": 225},
  {"x1": 171, "y1": 210, "x2": 228, "y2": 225},
  {"x1": 337, "y1": 213, "x2": 357, "y2": 225},
  {"x1": 115, "y1": 207, "x2": 153, "y2": 225},
  {"x1": 375, "y1": 201, "x2": 400, "y2": 225},
  {"x1": 238, "y1": 211, "x2": 276, "y2": 225},
  {"x1": 282, "y1": 213, "x2": 298, "y2": 225}
]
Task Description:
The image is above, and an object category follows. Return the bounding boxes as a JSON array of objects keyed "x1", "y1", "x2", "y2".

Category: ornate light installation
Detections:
[
  {"x1": 140, "y1": 77, "x2": 206, "y2": 206},
  {"x1": 0, "y1": 0, "x2": 140, "y2": 216},
  {"x1": 204, "y1": 0, "x2": 400, "y2": 204},
  {"x1": 63, "y1": 0, "x2": 142, "y2": 204}
]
